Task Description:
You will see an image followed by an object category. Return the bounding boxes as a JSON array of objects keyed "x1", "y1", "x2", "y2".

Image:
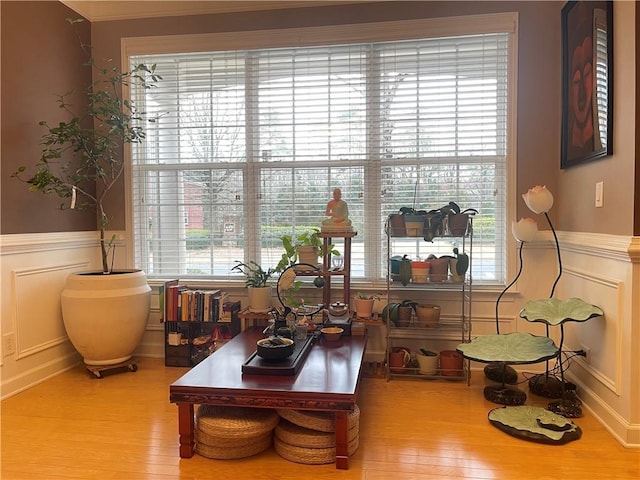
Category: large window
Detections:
[{"x1": 128, "y1": 15, "x2": 516, "y2": 284}]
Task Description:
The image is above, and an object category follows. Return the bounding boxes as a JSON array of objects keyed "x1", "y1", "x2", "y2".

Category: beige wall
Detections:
[
  {"x1": 90, "y1": 0, "x2": 568, "y2": 232},
  {"x1": 1, "y1": 0, "x2": 635, "y2": 235},
  {"x1": 0, "y1": 1, "x2": 94, "y2": 234},
  {"x1": 557, "y1": 1, "x2": 636, "y2": 235}
]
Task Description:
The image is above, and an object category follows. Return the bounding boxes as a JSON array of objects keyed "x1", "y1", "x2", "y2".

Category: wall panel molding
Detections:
[
  {"x1": 0, "y1": 232, "x2": 99, "y2": 255},
  {"x1": 557, "y1": 231, "x2": 635, "y2": 261},
  {"x1": 12, "y1": 263, "x2": 88, "y2": 360}
]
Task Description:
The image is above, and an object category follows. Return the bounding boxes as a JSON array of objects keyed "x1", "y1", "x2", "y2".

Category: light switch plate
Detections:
[{"x1": 595, "y1": 181, "x2": 604, "y2": 208}]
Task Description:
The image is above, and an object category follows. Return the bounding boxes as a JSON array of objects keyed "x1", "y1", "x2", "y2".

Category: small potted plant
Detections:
[
  {"x1": 449, "y1": 247, "x2": 469, "y2": 282},
  {"x1": 382, "y1": 299, "x2": 416, "y2": 327},
  {"x1": 276, "y1": 228, "x2": 339, "y2": 272},
  {"x1": 426, "y1": 253, "x2": 451, "y2": 282},
  {"x1": 353, "y1": 292, "x2": 381, "y2": 319},
  {"x1": 399, "y1": 206, "x2": 429, "y2": 237},
  {"x1": 421, "y1": 202, "x2": 478, "y2": 241},
  {"x1": 232, "y1": 261, "x2": 275, "y2": 313},
  {"x1": 416, "y1": 348, "x2": 439, "y2": 375}
]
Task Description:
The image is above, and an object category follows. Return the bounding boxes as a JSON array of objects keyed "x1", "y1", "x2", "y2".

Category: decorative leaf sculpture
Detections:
[
  {"x1": 457, "y1": 332, "x2": 558, "y2": 364},
  {"x1": 488, "y1": 405, "x2": 582, "y2": 444},
  {"x1": 519, "y1": 297, "x2": 604, "y2": 326}
]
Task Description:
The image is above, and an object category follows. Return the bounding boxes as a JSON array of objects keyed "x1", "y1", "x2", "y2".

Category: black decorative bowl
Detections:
[{"x1": 256, "y1": 337, "x2": 295, "y2": 361}]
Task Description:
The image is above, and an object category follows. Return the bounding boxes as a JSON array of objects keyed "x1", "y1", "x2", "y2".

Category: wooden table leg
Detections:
[
  {"x1": 334, "y1": 410, "x2": 349, "y2": 469},
  {"x1": 177, "y1": 402, "x2": 195, "y2": 458}
]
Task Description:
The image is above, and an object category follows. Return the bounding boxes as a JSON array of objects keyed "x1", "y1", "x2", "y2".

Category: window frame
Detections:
[{"x1": 121, "y1": 13, "x2": 519, "y2": 286}]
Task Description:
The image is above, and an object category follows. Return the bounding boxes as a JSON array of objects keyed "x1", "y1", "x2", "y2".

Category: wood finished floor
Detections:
[{"x1": 2, "y1": 357, "x2": 638, "y2": 479}]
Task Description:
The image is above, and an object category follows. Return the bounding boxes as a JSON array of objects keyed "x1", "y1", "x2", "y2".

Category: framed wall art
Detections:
[{"x1": 561, "y1": 0, "x2": 613, "y2": 169}]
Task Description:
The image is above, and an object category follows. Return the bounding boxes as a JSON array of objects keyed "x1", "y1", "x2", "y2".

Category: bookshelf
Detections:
[{"x1": 161, "y1": 280, "x2": 241, "y2": 367}]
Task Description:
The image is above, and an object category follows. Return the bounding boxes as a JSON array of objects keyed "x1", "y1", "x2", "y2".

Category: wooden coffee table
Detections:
[{"x1": 170, "y1": 327, "x2": 367, "y2": 469}]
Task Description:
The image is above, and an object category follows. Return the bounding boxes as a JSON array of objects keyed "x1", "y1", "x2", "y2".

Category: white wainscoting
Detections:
[
  {"x1": 1, "y1": 233, "x2": 100, "y2": 399},
  {"x1": 1, "y1": 230, "x2": 638, "y2": 448},
  {"x1": 12, "y1": 262, "x2": 87, "y2": 360},
  {"x1": 556, "y1": 232, "x2": 639, "y2": 447}
]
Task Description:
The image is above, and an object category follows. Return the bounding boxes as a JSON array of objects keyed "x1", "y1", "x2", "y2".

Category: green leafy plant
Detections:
[
  {"x1": 423, "y1": 202, "x2": 478, "y2": 241},
  {"x1": 355, "y1": 292, "x2": 382, "y2": 301},
  {"x1": 419, "y1": 348, "x2": 438, "y2": 356},
  {"x1": 276, "y1": 228, "x2": 339, "y2": 272},
  {"x1": 452, "y1": 247, "x2": 469, "y2": 276},
  {"x1": 12, "y1": 18, "x2": 162, "y2": 273},
  {"x1": 231, "y1": 261, "x2": 275, "y2": 288}
]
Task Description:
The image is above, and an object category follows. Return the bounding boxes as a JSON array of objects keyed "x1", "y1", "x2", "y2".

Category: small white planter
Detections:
[
  {"x1": 354, "y1": 298, "x2": 374, "y2": 318},
  {"x1": 248, "y1": 286, "x2": 272, "y2": 313},
  {"x1": 416, "y1": 351, "x2": 439, "y2": 375}
]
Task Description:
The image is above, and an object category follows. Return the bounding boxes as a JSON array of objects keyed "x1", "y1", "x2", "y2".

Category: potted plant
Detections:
[
  {"x1": 421, "y1": 202, "x2": 477, "y2": 241},
  {"x1": 11, "y1": 20, "x2": 161, "y2": 367},
  {"x1": 446, "y1": 204, "x2": 478, "y2": 237},
  {"x1": 276, "y1": 228, "x2": 339, "y2": 272},
  {"x1": 426, "y1": 254, "x2": 451, "y2": 282},
  {"x1": 389, "y1": 254, "x2": 412, "y2": 286},
  {"x1": 232, "y1": 261, "x2": 275, "y2": 313},
  {"x1": 382, "y1": 299, "x2": 416, "y2": 327},
  {"x1": 399, "y1": 206, "x2": 428, "y2": 237},
  {"x1": 449, "y1": 247, "x2": 469, "y2": 282},
  {"x1": 353, "y1": 292, "x2": 381, "y2": 319},
  {"x1": 416, "y1": 348, "x2": 439, "y2": 375}
]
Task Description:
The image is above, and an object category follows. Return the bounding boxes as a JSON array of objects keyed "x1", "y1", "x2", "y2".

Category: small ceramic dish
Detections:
[{"x1": 321, "y1": 327, "x2": 344, "y2": 341}]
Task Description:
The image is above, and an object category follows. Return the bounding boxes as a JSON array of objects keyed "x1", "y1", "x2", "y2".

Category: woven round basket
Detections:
[
  {"x1": 274, "y1": 435, "x2": 359, "y2": 465},
  {"x1": 196, "y1": 433, "x2": 273, "y2": 460},
  {"x1": 196, "y1": 405, "x2": 279, "y2": 438},
  {"x1": 275, "y1": 419, "x2": 359, "y2": 449},
  {"x1": 276, "y1": 404, "x2": 360, "y2": 433},
  {"x1": 196, "y1": 426, "x2": 272, "y2": 448}
]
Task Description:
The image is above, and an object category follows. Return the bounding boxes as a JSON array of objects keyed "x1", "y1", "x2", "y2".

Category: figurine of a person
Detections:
[{"x1": 322, "y1": 188, "x2": 353, "y2": 232}]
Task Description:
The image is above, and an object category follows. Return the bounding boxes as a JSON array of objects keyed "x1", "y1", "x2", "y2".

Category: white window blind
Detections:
[{"x1": 130, "y1": 23, "x2": 512, "y2": 284}]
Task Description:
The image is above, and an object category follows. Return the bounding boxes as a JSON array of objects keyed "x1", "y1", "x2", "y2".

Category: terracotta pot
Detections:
[
  {"x1": 388, "y1": 214, "x2": 406, "y2": 237},
  {"x1": 415, "y1": 304, "x2": 441, "y2": 327},
  {"x1": 389, "y1": 347, "x2": 410, "y2": 373},
  {"x1": 396, "y1": 305, "x2": 412, "y2": 327},
  {"x1": 429, "y1": 257, "x2": 450, "y2": 282},
  {"x1": 447, "y1": 213, "x2": 469, "y2": 236},
  {"x1": 410, "y1": 261, "x2": 430, "y2": 284},
  {"x1": 297, "y1": 245, "x2": 319, "y2": 269},
  {"x1": 440, "y1": 350, "x2": 464, "y2": 376}
]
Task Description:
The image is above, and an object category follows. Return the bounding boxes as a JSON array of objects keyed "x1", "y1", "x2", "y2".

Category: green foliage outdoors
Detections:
[{"x1": 186, "y1": 229, "x2": 211, "y2": 250}]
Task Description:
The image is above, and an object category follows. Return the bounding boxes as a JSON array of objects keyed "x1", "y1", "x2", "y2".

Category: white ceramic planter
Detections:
[
  {"x1": 248, "y1": 286, "x2": 272, "y2": 313},
  {"x1": 416, "y1": 351, "x2": 439, "y2": 375},
  {"x1": 61, "y1": 270, "x2": 151, "y2": 366},
  {"x1": 354, "y1": 298, "x2": 374, "y2": 318}
]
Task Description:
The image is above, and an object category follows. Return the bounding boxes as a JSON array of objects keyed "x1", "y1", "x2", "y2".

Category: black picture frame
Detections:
[{"x1": 561, "y1": 0, "x2": 613, "y2": 169}]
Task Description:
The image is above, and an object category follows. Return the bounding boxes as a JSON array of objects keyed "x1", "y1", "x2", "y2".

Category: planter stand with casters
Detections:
[{"x1": 86, "y1": 359, "x2": 138, "y2": 379}]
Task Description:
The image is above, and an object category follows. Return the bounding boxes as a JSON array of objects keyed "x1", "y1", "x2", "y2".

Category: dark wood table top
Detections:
[{"x1": 170, "y1": 327, "x2": 367, "y2": 411}]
